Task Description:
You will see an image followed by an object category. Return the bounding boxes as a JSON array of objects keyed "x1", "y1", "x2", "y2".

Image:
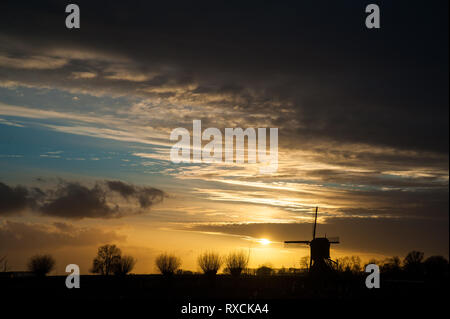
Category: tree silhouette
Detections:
[
  {"x1": 403, "y1": 251, "x2": 425, "y2": 278},
  {"x1": 424, "y1": 255, "x2": 448, "y2": 279},
  {"x1": 197, "y1": 251, "x2": 222, "y2": 276},
  {"x1": 256, "y1": 265, "x2": 274, "y2": 276},
  {"x1": 27, "y1": 254, "x2": 55, "y2": 276},
  {"x1": 155, "y1": 253, "x2": 181, "y2": 276},
  {"x1": 224, "y1": 251, "x2": 249, "y2": 277},
  {"x1": 113, "y1": 255, "x2": 136, "y2": 276},
  {"x1": 299, "y1": 256, "x2": 310, "y2": 271},
  {"x1": 336, "y1": 256, "x2": 362, "y2": 273},
  {"x1": 91, "y1": 244, "x2": 122, "y2": 275},
  {"x1": 0, "y1": 255, "x2": 9, "y2": 272},
  {"x1": 404, "y1": 251, "x2": 424, "y2": 267},
  {"x1": 384, "y1": 256, "x2": 401, "y2": 269}
]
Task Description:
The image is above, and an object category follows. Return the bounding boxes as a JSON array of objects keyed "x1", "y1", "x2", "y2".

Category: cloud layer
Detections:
[
  {"x1": 0, "y1": 180, "x2": 164, "y2": 219},
  {"x1": 0, "y1": 0, "x2": 448, "y2": 154},
  {"x1": 0, "y1": 220, "x2": 125, "y2": 251}
]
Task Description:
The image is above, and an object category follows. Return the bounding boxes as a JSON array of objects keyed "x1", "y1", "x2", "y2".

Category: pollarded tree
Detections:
[
  {"x1": 155, "y1": 253, "x2": 181, "y2": 276},
  {"x1": 91, "y1": 244, "x2": 122, "y2": 276},
  {"x1": 27, "y1": 254, "x2": 55, "y2": 276},
  {"x1": 225, "y1": 251, "x2": 249, "y2": 277},
  {"x1": 197, "y1": 251, "x2": 222, "y2": 276},
  {"x1": 404, "y1": 251, "x2": 424, "y2": 268}
]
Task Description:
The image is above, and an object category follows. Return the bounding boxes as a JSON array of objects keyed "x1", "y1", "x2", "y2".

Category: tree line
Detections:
[{"x1": 1, "y1": 247, "x2": 448, "y2": 279}]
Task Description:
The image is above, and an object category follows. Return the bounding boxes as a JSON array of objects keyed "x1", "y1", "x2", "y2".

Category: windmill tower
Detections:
[{"x1": 285, "y1": 207, "x2": 339, "y2": 272}]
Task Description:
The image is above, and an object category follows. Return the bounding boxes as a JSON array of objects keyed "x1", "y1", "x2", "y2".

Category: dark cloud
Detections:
[
  {"x1": 0, "y1": 182, "x2": 44, "y2": 215},
  {"x1": 40, "y1": 182, "x2": 118, "y2": 219},
  {"x1": 0, "y1": 0, "x2": 447, "y2": 154},
  {"x1": 0, "y1": 180, "x2": 165, "y2": 219},
  {"x1": 137, "y1": 187, "x2": 165, "y2": 208},
  {"x1": 0, "y1": 182, "x2": 30, "y2": 215},
  {"x1": 106, "y1": 180, "x2": 164, "y2": 208},
  {"x1": 106, "y1": 180, "x2": 136, "y2": 198}
]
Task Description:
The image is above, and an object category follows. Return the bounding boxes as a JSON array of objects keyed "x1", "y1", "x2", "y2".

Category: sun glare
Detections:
[{"x1": 258, "y1": 238, "x2": 271, "y2": 245}]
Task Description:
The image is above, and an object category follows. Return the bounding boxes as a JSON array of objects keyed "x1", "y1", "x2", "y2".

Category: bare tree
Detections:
[
  {"x1": 155, "y1": 253, "x2": 181, "y2": 275},
  {"x1": 0, "y1": 255, "x2": 9, "y2": 272},
  {"x1": 113, "y1": 255, "x2": 136, "y2": 276},
  {"x1": 299, "y1": 256, "x2": 310, "y2": 271},
  {"x1": 403, "y1": 250, "x2": 425, "y2": 277},
  {"x1": 224, "y1": 251, "x2": 249, "y2": 277},
  {"x1": 197, "y1": 251, "x2": 222, "y2": 276},
  {"x1": 380, "y1": 256, "x2": 402, "y2": 274},
  {"x1": 91, "y1": 244, "x2": 122, "y2": 275},
  {"x1": 404, "y1": 251, "x2": 424, "y2": 267},
  {"x1": 336, "y1": 256, "x2": 362, "y2": 273},
  {"x1": 27, "y1": 254, "x2": 55, "y2": 276}
]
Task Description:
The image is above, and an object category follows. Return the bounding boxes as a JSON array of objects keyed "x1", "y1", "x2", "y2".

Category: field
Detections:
[{"x1": 1, "y1": 273, "x2": 447, "y2": 315}]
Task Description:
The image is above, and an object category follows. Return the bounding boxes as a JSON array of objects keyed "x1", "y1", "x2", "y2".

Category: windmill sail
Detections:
[{"x1": 312, "y1": 206, "x2": 318, "y2": 240}]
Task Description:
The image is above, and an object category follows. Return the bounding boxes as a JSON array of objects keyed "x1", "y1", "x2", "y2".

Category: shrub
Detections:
[
  {"x1": 113, "y1": 255, "x2": 136, "y2": 276},
  {"x1": 198, "y1": 251, "x2": 222, "y2": 275},
  {"x1": 225, "y1": 251, "x2": 249, "y2": 277},
  {"x1": 256, "y1": 265, "x2": 274, "y2": 276},
  {"x1": 403, "y1": 251, "x2": 424, "y2": 276},
  {"x1": 27, "y1": 254, "x2": 55, "y2": 276},
  {"x1": 424, "y1": 255, "x2": 449, "y2": 278},
  {"x1": 336, "y1": 256, "x2": 362, "y2": 273},
  {"x1": 155, "y1": 253, "x2": 181, "y2": 275},
  {"x1": 0, "y1": 255, "x2": 9, "y2": 272}
]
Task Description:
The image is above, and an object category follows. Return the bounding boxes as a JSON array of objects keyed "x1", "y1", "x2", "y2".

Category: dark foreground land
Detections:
[{"x1": 1, "y1": 274, "x2": 448, "y2": 317}]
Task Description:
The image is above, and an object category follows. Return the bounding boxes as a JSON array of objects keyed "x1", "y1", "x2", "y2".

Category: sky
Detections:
[{"x1": 0, "y1": 0, "x2": 448, "y2": 274}]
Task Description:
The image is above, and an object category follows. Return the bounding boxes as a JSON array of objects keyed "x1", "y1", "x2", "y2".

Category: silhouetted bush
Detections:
[
  {"x1": 256, "y1": 265, "x2": 274, "y2": 276},
  {"x1": 403, "y1": 251, "x2": 424, "y2": 277},
  {"x1": 113, "y1": 255, "x2": 136, "y2": 276},
  {"x1": 155, "y1": 253, "x2": 181, "y2": 276},
  {"x1": 336, "y1": 256, "x2": 362, "y2": 273},
  {"x1": 381, "y1": 256, "x2": 402, "y2": 273},
  {"x1": 277, "y1": 267, "x2": 287, "y2": 275},
  {"x1": 91, "y1": 244, "x2": 122, "y2": 275},
  {"x1": 198, "y1": 251, "x2": 222, "y2": 276},
  {"x1": 225, "y1": 251, "x2": 249, "y2": 277},
  {"x1": 27, "y1": 254, "x2": 55, "y2": 276},
  {"x1": 424, "y1": 255, "x2": 449, "y2": 279},
  {"x1": 404, "y1": 251, "x2": 424, "y2": 266},
  {"x1": 0, "y1": 255, "x2": 9, "y2": 272}
]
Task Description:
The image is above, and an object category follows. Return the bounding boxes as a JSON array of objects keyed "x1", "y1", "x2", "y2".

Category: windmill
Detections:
[{"x1": 284, "y1": 207, "x2": 339, "y2": 272}]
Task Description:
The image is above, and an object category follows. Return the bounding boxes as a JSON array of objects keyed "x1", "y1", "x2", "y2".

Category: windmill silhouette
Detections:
[{"x1": 285, "y1": 207, "x2": 339, "y2": 272}]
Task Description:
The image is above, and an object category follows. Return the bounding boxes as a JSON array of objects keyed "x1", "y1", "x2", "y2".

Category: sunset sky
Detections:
[{"x1": 0, "y1": 1, "x2": 448, "y2": 274}]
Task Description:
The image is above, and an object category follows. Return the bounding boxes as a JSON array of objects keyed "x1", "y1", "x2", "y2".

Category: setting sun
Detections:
[{"x1": 258, "y1": 238, "x2": 271, "y2": 245}]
